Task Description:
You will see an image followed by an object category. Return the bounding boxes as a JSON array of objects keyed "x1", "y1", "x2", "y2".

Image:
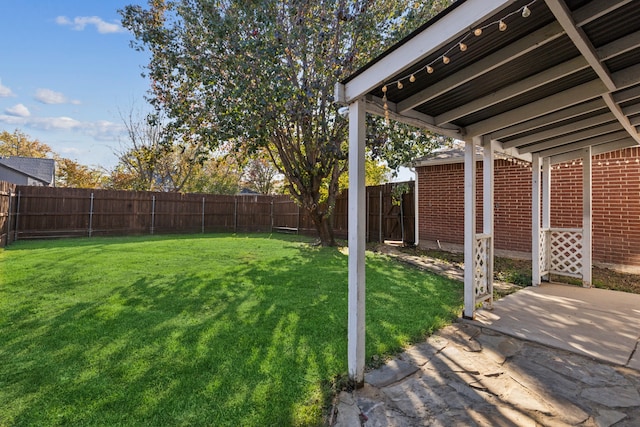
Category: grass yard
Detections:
[{"x1": 0, "y1": 234, "x2": 463, "y2": 426}]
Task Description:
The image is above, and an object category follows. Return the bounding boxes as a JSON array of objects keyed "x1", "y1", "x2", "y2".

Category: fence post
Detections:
[
  {"x1": 14, "y1": 190, "x2": 20, "y2": 241},
  {"x1": 270, "y1": 197, "x2": 274, "y2": 233},
  {"x1": 366, "y1": 189, "x2": 370, "y2": 242},
  {"x1": 202, "y1": 197, "x2": 205, "y2": 234},
  {"x1": 151, "y1": 195, "x2": 156, "y2": 235},
  {"x1": 379, "y1": 190, "x2": 383, "y2": 243},
  {"x1": 6, "y1": 191, "x2": 12, "y2": 245},
  {"x1": 234, "y1": 197, "x2": 238, "y2": 233},
  {"x1": 400, "y1": 193, "x2": 405, "y2": 244},
  {"x1": 88, "y1": 193, "x2": 94, "y2": 237},
  {"x1": 296, "y1": 204, "x2": 301, "y2": 235}
]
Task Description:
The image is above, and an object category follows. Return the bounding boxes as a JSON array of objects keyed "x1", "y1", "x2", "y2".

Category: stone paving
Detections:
[
  {"x1": 334, "y1": 246, "x2": 640, "y2": 426},
  {"x1": 336, "y1": 322, "x2": 640, "y2": 426}
]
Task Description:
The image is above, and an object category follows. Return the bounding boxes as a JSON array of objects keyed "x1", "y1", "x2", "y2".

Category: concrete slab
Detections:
[{"x1": 474, "y1": 283, "x2": 640, "y2": 367}]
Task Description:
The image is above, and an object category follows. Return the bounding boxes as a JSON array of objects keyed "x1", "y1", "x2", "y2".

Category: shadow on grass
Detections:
[{"x1": 0, "y1": 235, "x2": 462, "y2": 426}]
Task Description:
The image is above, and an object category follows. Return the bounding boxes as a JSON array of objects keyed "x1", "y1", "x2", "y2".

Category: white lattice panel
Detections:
[
  {"x1": 539, "y1": 229, "x2": 549, "y2": 274},
  {"x1": 474, "y1": 235, "x2": 492, "y2": 302},
  {"x1": 549, "y1": 229, "x2": 583, "y2": 277}
]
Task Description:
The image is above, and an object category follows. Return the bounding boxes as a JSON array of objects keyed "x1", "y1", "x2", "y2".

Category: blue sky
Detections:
[
  {"x1": 0, "y1": 0, "x2": 415, "y2": 181},
  {"x1": 0, "y1": 0, "x2": 149, "y2": 169}
]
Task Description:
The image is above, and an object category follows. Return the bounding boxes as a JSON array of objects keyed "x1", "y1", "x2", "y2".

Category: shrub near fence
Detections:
[{"x1": 1, "y1": 181, "x2": 415, "y2": 246}]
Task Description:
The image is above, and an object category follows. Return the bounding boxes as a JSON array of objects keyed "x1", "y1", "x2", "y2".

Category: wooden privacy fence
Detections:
[
  {"x1": 0, "y1": 181, "x2": 17, "y2": 247},
  {"x1": 0, "y1": 181, "x2": 414, "y2": 246}
]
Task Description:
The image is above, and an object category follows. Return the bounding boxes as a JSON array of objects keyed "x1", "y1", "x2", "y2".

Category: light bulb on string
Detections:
[
  {"x1": 426, "y1": 65, "x2": 434, "y2": 74},
  {"x1": 474, "y1": 28, "x2": 482, "y2": 36},
  {"x1": 397, "y1": 81, "x2": 403, "y2": 89},
  {"x1": 409, "y1": 74, "x2": 416, "y2": 83},
  {"x1": 522, "y1": 6, "x2": 531, "y2": 18},
  {"x1": 442, "y1": 55, "x2": 450, "y2": 64},
  {"x1": 459, "y1": 42, "x2": 467, "y2": 52},
  {"x1": 499, "y1": 20, "x2": 507, "y2": 31}
]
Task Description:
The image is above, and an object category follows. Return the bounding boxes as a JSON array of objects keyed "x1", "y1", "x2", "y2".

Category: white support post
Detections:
[
  {"x1": 542, "y1": 158, "x2": 551, "y2": 230},
  {"x1": 542, "y1": 157, "x2": 551, "y2": 281},
  {"x1": 531, "y1": 153, "x2": 542, "y2": 286},
  {"x1": 483, "y1": 137, "x2": 495, "y2": 308},
  {"x1": 413, "y1": 169, "x2": 419, "y2": 246},
  {"x1": 463, "y1": 138, "x2": 478, "y2": 319},
  {"x1": 582, "y1": 147, "x2": 593, "y2": 287},
  {"x1": 348, "y1": 99, "x2": 367, "y2": 386}
]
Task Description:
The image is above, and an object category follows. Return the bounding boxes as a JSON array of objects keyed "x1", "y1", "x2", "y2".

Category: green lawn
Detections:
[{"x1": 0, "y1": 234, "x2": 463, "y2": 426}]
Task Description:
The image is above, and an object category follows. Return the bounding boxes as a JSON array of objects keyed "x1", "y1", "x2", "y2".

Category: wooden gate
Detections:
[{"x1": 366, "y1": 182, "x2": 414, "y2": 244}]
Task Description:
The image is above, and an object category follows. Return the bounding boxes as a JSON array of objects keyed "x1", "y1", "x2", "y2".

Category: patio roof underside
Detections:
[{"x1": 340, "y1": 0, "x2": 640, "y2": 163}]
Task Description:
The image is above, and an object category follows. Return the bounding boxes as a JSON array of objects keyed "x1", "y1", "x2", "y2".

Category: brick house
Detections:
[{"x1": 413, "y1": 146, "x2": 640, "y2": 273}]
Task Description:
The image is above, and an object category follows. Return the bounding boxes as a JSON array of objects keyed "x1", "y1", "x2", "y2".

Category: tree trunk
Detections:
[{"x1": 307, "y1": 205, "x2": 336, "y2": 247}]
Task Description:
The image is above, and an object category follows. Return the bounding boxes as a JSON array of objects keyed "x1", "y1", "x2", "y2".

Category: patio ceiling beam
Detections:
[
  {"x1": 572, "y1": 0, "x2": 633, "y2": 27},
  {"x1": 630, "y1": 115, "x2": 640, "y2": 127},
  {"x1": 550, "y1": 137, "x2": 636, "y2": 164},
  {"x1": 502, "y1": 112, "x2": 615, "y2": 149},
  {"x1": 537, "y1": 131, "x2": 629, "y2": 158},
  {"x1": 340, "y1": 0, "x2": 512, "y2": 103},
  {"x1": 613, "y1": 85, "x2": 640, "y2": 104},
  {"x1": 434, "y1": 56, "x2": 589, "y2": 126},
  {"x1": 602, "y1": 93, "x2": 640, "y2": 145},
  {"x1": 544, "y1": 0, "x2": 616, "y2": 91},
  {"x1": 612, "y1": 64, "x2": 640, "y2": 90},
  {"x1": 466, "y1": 79, "x2": 608, "y2": 137},
  {"x1": 364, "y1": 95, "x2": 463, "y2": 139},
  {"x1": 622, "y1": 102, "x2": 640, "y2": 117},
  {"x1": 490, "y1": 99, "x2": 606, "y2": 140},
  {"x1": 597, "y1": 30, "x2": 640, "y2": 62},
  {"x1": 396, "y1": 22, "x2": 565, "y2": 113},
  {"x1": 519, "y1": 123, "x2": 624, "y2": 154}
]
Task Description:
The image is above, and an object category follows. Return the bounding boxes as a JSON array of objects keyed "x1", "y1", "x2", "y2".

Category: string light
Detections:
[
  {"x1": 377, "y1": 0, "x2": 537, "y2": 102},
  {"x1": 382, "y1": 85, "x2": 389, "y2": 123}
]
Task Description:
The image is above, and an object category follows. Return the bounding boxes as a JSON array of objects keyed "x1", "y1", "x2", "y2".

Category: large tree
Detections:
[
  {"x1": 121, "y1": 0, "x2": 449, "y2": 245},
  {"x1": 55, "y1": 158, "x2": 105, "y2": 188},
  {"x1": 0, "y1": 129, "x2": 53, "y2": 158},
  {"x1": 108, "y1": 110, "x2": 244, "y2": 192}
]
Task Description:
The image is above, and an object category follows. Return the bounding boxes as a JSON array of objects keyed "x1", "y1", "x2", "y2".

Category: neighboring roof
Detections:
[
  {"x1": 412, "y1": 145, "x2": 482, "y2": 167},
  {"x1": 337, "y1": 0, "x2": 640, "y2": 164},
  {"x1": 0, "y1": 156, "x2": 55, "y2": 185}
]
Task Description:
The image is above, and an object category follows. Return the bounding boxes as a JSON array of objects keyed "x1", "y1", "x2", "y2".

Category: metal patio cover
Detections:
[
  {"x1": 336, "y1": 0, "x2": 640, "y2": 160},
  {"x1": 334, "y1": 0, "x2": 640, "y2": 385}
]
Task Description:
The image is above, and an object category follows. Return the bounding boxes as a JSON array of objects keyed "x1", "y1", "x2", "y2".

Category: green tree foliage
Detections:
[
  {"x1": 242, "y1": 155, "x2": 280, "y2": 194},
  {"x1": 121, "y1": 0, "x2": 450, "y2": 245},
  {"x1": 55, "y1": 157, "x2": 105, "y2": 188},
  {"x1": 1, "y1": 129, "x2": 104, "y2": 188},
  {"x1": 107, "y1": 111, "x2": 244, "y2": 193},
  {"x1": 0, "y1": 129, "x2": 53, "y2": 158}
]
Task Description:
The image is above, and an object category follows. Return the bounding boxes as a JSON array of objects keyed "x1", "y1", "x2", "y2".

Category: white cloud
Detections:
[
  {"x1": 34, "y1": 88, "x2": 80, "y2": 105},
  {"x1": 5, "y1": 103, "x2": 31, "y2": 117},
  {"x1": 0, "y1": 80, "x2": 15, "y2": 97},
  {"x1": 0, "y1": 114, "x2": 124, "y2": 140},
  {"x1": 56, "y1": 15, "x2": 126, "y2": 34}
]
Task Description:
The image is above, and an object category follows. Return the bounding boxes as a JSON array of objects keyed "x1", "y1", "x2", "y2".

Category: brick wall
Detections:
[{"x1": 417, "y1": 147, "x2": 640, "y2": 270}]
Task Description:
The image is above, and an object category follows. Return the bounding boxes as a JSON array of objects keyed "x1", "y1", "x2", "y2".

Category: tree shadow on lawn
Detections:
[{"x1": 1, "y1": 239, "x2": 462, "y2": 426}]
